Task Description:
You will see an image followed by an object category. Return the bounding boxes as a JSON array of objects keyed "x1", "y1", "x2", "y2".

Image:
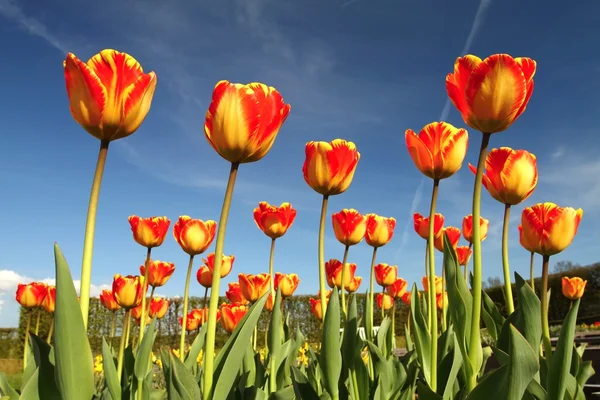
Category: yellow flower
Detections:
[
  {"x1": 197, "y1": 350, "x2": 204, "y2": 366},
  {"x1": 361, "y1": 347, "x2": 369, "y2": 365},
  {"x1": 94, "y1": 354, "x2": 103, "y2": 373}
]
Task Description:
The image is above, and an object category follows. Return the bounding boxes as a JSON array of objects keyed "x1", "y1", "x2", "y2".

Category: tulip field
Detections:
[{"x1": 1, "y1": 48, "x2": 596, "y2": 400}]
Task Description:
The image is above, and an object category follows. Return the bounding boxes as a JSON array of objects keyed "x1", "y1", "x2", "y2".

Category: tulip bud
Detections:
[
  {"x1": 173, "y1": 216, "x2": 217, "y2": 256},
  {"x1": 274, "y1": 273, "x2": 300, "y2": 298},
  {"x1": 561, "y1": 277, "x2": 587, "y2": 300},
  {"x1": 462, "y1": 215, "x2": 489, "y2": 244},
  {"x1": 422, "y1": 276, "x2": 443, "y2": 294},
  {"x1": 15, "y1": 282, "x2": 47, "y2": 308},
  {"x1": 365, "y1": 214, "x2": 396, "y2": 247},
  {"x1": 253, "y1": 202, "x2": 297, "y2": 239},
  {"x1": 413, "y1": 213, "x2": 444, "y2": 240},
  {"x1": 112, "y1": 274, "x2": 145, "y2": 309},
  {"x1": 225, "y1": 282, "x2": 248, "y2": 305},
  {"x1": 325, "y1": 259, "x2": 356, "y2": 289},
  {"x1": 239, "y1": 273, "x2": 271, "y2": 302},
  {"x1": 374, "y1": 264, "x2": 398, "y2": 287},
  {"x1": 196, "y1": 266, "x2": 213, "y2": 288},
  {"x1": 149, "y1": 297, "x2": 169, "y2": 319},
  {"x1": 376, "y1": 293, "x2": 394, "y2": 311},
  {"x1": 99, "y1": 289, "x2": 121, "y2": 312},
  {"x1": 309, "y1": 297, "x2": 327, "y2": 321},
  {"x1": 220, "y1": 303, "x2": 248, "y2": 333},
  {"x1": 202, "y1": 253, "x2": 234, "y2": 278},
  {"x1": 456, "y1": 246, "x2": 472, "y2": 267},
  {"x1": 434, "y1": 227, "x2": 461, "y2": 252},
  {"x1": 386, "y1": 278, "x2": 408, "y2": 299},
  {"x1": 128, "y1": 216, "x2": 170, "y2": 248},
  {"x1": 41, "y1": 286, "x2": 56, "y2": 314},
  {"x1": 140, "y1": 260, "x2": 176, "y2": 287},
  {"x1": 332, "y1": 209, "x2": 366, "y2": 246},
  {"x1": 346, "y1": 276, "x2": 362, "y2": 293},
  {"x1": 303, "y1": 139, "x2": 360, "y2": 196}
]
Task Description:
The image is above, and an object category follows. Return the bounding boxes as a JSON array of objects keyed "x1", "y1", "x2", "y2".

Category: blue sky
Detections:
[{"x1": 0, "y1": 0, "x2": 598, "y2": 327}]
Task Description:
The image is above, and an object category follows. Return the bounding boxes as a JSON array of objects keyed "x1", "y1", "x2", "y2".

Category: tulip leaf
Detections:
[
  {"x1": 481, "y1": 291, "x2": 505, "y2": 343},
  {"x1": 184, "y1": 321, "x2": 208, "y2": 372},
  {"x1": 135, "y1": 317, "x2": 157, "y2": 380},
  {"x1": 28, "y1": 334, "x2": 61, "y2": 399},
  {"x1": 410, "y1": 284, "x2": 432, "y2": 386},
  {"x1": 291, "y1": 365, "x2": 320, "y2": 399},
  {"x1": 342, "y1": 294, "x2": 358, "y2": 370},
  {"x1": 320, "y1": 287, "x2": 342, "y2": 399},
  {"x1": 19, "y1": 369, "x2": 40, "y2": 400},
  {"x1": 466, "y1": 324, "x2": 538, "y2": 400},
  {"x1": 417, "y1": 380, "x2": 443, "y2": 400},
  {"x1": 439, "y1": 336, "x2": 463, "y2": 400},
  {"x1": 547, "y1": 298, "x2": 580, "y2": 400},
  {"x1": 101, "y1": 338, "x2": 121, "y2": 400},
  {"x1": 166, "y1": 352, "x2": 201, "y2": 400},
  {"x1": 269, "y1": 386, "x2": 295, "y2": 399},
  {"x1": 52, "y1": 244, "x2": 94, "y2": 400},
  {"x1": 0, "y1": 372, "x2": 19, "y2": 400},
  {"x1": 212, "y1": 291, "x2": 269, "y2": 399}
]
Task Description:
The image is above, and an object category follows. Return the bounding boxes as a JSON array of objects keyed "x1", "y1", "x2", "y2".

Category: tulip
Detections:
[
  {"x1": 202, "y1": 253, "x2": 234, "y2": 278},
  {"x1": 413, "y1": 213, "x2": 445, "y2": 240},
  {"x1": 386, "y1": 278, "x2": 408, "y2": 299},
  {"x1": 434, "y1": 227, "x2": 461, "y2": 252},
  {"x1": 15, "y1": 282, "x2": 47, "y2": 308},
  {"x1": 204, "y1": 81, "x2": 291, "y2": 164},
  {"x1": 303, "y1": 139, "x2": 360, "y2": 196},
  {"x1": 112, "y1": 274, "x2": 145, "y2": 309},
  {"x1": 436, "y1": 292, "x2": 448, "y2": 311},
  {"x1": 405, "y1": 122, "x2": 468, "y2": 180},
  {"x1": 365, "y1": 214, "x2": 396, "y2": 248},
  {"x1": 179, "y1": 311, "x2": 202, "y2": 331},
  {"x1": 253, "y1": 202, "x2": 297, "y2": 239},
  {"x1": 197, "y1": 266, "x2": 213, "y2": 288},
  {"x1": 41, "y1": 286, "x2": 56, "y2": 314},
  {"x1": 99, "y1": 289, "x2": 121, "y2": 312},
  {"x1": 140, "y1": 260, "x2": 176, "y2": 287},
  {"x1": 309, "y1": 297, "x2": 328, "y2": 322},
  {"x1": 456, "y1": 246, "x2": 472, "y2": 267},
  {"x1": 149, "y1": 297, "x2": 169, "y2": 319},
  {"x1": 446, "y1": 54, "x2": 536, "y2": 134},
  {"x1": 190, "y1": 308, "x2": 218, "y2": 326},
  {"x1": 469, "y1": 148, "x2": 538, "y2": 205},
  {"x1": 401, "y1": 291, "x2": 412, "y2": 306},
  {"x1": 225, "y1": 282, "x2": 248, "y2": 305},
  {"x1": 332, "y1": 209, "x2": 366, "y2": 246},
  {"x1": 128, "y1": 216, "x2": 170, "y2": 248},
  {"x1": 422, "y1": 276, "x2": 443, "y2": 294},
  {"x1": 220, "y1": 303, "x2": 249, "y2": 333},
  {"x1": 561, "y1": 277, "x2": 586, "y2": 300},
  {"x1": 376, "y1": 293, "x2": 394, "y2": 311},
  {"x1": 239, "y1": 273, "x2": 271, "y2": 303},
  {"x1": 131, "y1": 303, "x2": 143, "y2": 320},
  {"x1": 346, "y1": 276, "x2": 362, "y2": 293},
  {"x1": 462, "y1": 215, "x2": 489, "y2": 244},
  {"x1": 274, "y1": 273, "x2": 300, "y2": 298},
  {"x1": 325, "y1": 259, "x2": 356, "y2": 289},
  {"x1": 173, "y1": 216, "x2": 217, "y2": 256},
  {"x1": 374, "y1": 264, "x2": 398, "y2": 287}
]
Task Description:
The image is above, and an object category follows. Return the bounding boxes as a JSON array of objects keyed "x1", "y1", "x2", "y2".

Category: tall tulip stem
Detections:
[
  {"x1": 80, "y1": 139, "x2": 110, "y2": 330},
  {"x1": 501, "y1": 204, "x2": 515, "y2": 314},
  {"x1": 467, "y1": 132, "x2": 491, "y2": 391},
  {"x1": 117, "y1": 310, "x2": 131, "y2": 382},
  {"x1": 34, "y1": 309, "x2": 41, "y2": 335},
  {"x1": 203, "y1": 162, "x2": 239, "y2": 400},
  {"x1": 541, "y1": 255, "x2": 552, "y2": 359},
  {"x1": 426, "y1": 178, "x2": 440, "y2": 392},
  {"x1": 23, "y1": 312, "x2": 32, "y2": 371},
  {"x1": 46, "y1": 317, "x2": 54, "y2": 344},
  {"x1": 340, "y1": 245, "x2": 350, "y2": 315},
  {"x1": 391, "y1": 300, "x2": 396, "y2": 345},
  {"x1": 269, "y1": 238, "x2": 276, "y2": 305},
  {"x1": 317, "y1": 195, "x2": 329, "y2": 319},
  {"x1": 368, "y1": 247, "x2": 378, "y2": 336},
  {"x1": 179, "y1": 255, "x2": 195, "y2": 360},
  {"x1": 139, "y1": 248, "x2": 152, "y2": 343},
  {"x1": 529, "y1": 252, "x2": 535, "y2": 293}
]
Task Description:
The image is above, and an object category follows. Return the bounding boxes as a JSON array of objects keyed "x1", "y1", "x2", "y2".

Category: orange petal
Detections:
[
  {"x1": 500, "y1": 149, "x2": 538, "y2": 205},
  {"x1": 405, "y1": 129, "x2": 434, "y2": 178},
  {"x1": 445, "y1": 55, "x2": 482, "y2": 118},
  {"x1": 121, "y1": 72, "x2": 157, "y2": 138}
]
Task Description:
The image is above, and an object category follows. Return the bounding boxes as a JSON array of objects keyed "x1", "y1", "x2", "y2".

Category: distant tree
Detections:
[
  {"x1": 487, "y1": 276, "x2": 502, "y2": 288},
  {"x1": 553, "y1": 261, "x2": 581, "y2": 273}
]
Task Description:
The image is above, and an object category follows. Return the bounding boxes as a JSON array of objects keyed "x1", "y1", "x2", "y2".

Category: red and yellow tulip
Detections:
[
  {"x1": 15, "y1": 282, "x2": 47, "y2": 308},
  {"x1": 180, "y1": 311, "x2": 202, "y2": 331},
  {"x1": 365, "y1": 214, "x2": 396, "y2": 247},
  {"x1": 140, "y1": 260, "x2": 176, "y2": 287},
  {"x1": 519, "y1": 203, "x2": 583, "y2": 256},
  {"x1": 149, "y1": 297, "x2": 169, "y2": 319},
  {"x1": 374, "y1": 263, "x2": 398, "y2": 287},
  {"x1": 173, "y1": 216, "x2": 217, "y2": 256},
  {"x1": 99, "y1": 289, "x2": 121, "y2": 312},
  {"x1": 128, "y1": 216, "x2": 171, "y2": 248},
  {"x1": 202, "y1": 252, "x2": 235, "y2": 278},
  {"x1": 456, "y1": 246, "x2": 472, "y2": 266},
  {"x1": 405, "y1": 122, "x2": 468, "y2": 180},
  {"x1": 325, "y1": 259, "x2": 357, "y2": 289},
  {"x1": 376, "y1": 293, "x2": 394, "y2": 311},
  {"x1": 253, "y1": 202, "x2": 297, "y2": 239},
  {"x1": 225, "y1": 282, "x2": 249, "y2": 305},
  {"x1": 196, "y1": 266, "x2": 213, "y2": 289},
  {"x1": 422, "y1": 276, "x2": 443, "y2": 294},
  {"x1": 112, "y1": 274, "x2": 145, "y2": 309},
  {"x1": 386, "y1": 278, "x2": 408, "y2": 299},
  {"x1": 346, "y1": 276, "x2": 363, "y2": 293},
  {"x1": 436, "y1": 292, "x2": 449, "y2": 311},
  {"x1": 561, "y1": 277, "x2": 587, "y2": 300},
  {"x1": 220, "y1": 303, "x2": 249, "y2": 333},
  {"x1": 446, "y1": 54, "x2": 536, "y2": 134},
  {"x1": 469, "y1": 147, "x2": 538, "y2": 205},
  {"x1": 401, "y1": 291, "x2": 412, "y2": 306},
  {"x1": 462, "y1": 215, "x2": 489, "y2": 243},
  {"x1": 41, "y1": 286, "x2": 56, "y2": 314},
  {"x1": 204, "y1": 81, "x2": 291, "y2": 164},
  {"x1": 302, "y1": 139, "x2": 360, "y2": 196},
  {"x1": 309, "y1": 297, "x2": 327, "y2": 321},
  {"x1": 413, "y1": 213, "x2": 444, "y2": 240},
  {"x1": 274, "y1": 273, "x2": 300, "y2": 298},
  {"x1": 239, "y1": 273, "x2": 271, "y2": 302},
  {"x1": 332, "y1": 209, "x2": 367, "y2": 246},
  {"x1": 63, "y1": 49, "x2": 157, "y2": 141},
  {"x1": 434, "y1": 226, "x2": 461, "y2": 252}
]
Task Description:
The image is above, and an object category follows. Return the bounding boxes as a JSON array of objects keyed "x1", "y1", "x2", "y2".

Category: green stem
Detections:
[
  {"x1": 501, "y1": 204, "x2": 515, "y2": 314},
  {"x1": 203, "y1": 162, "x2": 239, "y2": 400},
  {"x1": 269, "y1": 238, "x2": 276, "y2": 300},
  {"x1": 541, "y1": 255, "x2": 552, "y2": 359},
  {"x1": 340, "y1": 245, "x2": 349, "y2": 315},
  {"x1": 369, "y1": 247, "x2": 378, "y2": 335},
  {"x1": 253, "y1": 325, "x2": 258, "y2": 351},
  {"x1": 464, "y1": 242, "x2": 473, "y2": 282},
  {"x1": 318, "y1": 195, "x2": 329, "y2": 319},
  {"x1": 23, "y1": 312, "x2": 32, "y2": 370},
  {"x1": 117, "y1": 310, "x2": 131, "y2": 382},
  {"x1": 467, "y1": 132, "x2": 491, "y2": 391},
  {"x1": 425, "y1": 240, "x2": 432, "y2": 332},
  {"x1": 202, "y1": 287, "x2": 209, "y2": 311},
  {"x1": 381, "y1": 287, "x2": 385, "y2": 319},
  {"x1": 427, "y1": 178, "x2": 440, "y2": 392},
  {"x1": 179, "y1": 255, "x2": 195, "y2": 360},
  {"x1": 138, "y1": 248, "x2": 152, "y2": 344},
  {"x1": 391, "y1": 300, "x2": 396, "y2": 346},
  {"x1": 125, "y1": 311, "x2": 132, "y2": 348},
  {"x1": 529, "y1": 252, "x2": 535, "y2": 294},
  {"x1": 46, "y1": 317, "x2": 54, "y2": 344},
  {"x1": 441, "y1": 263, "x2": 447, "y2": 332},
  {"x1": 34, "y1": 309, "x2": 41, "y2": 336},
  {"x1": 79, "y1": 139, "x2": 110, "y2": 330},
  {"x1": 147, "y1": 287, "x2": 156, "y2": 315},
  {"x1": 110, "y1": 312, "x2": 116, "y2": 344}
]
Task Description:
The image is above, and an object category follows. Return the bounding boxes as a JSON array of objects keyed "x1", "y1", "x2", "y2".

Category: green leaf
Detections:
[
  {"x1": 467, "y1": 324, "x2": 538, "y2": 400},
  {"x1": 241, "y1": 342, "x2": 256, "y2": 389},
  {"x1": 291, "y1": 366, "x2": 320, "y2": 399},
  {"x1": 134, "y1": 317, "x2": 157, "y2": 380},
  {"x1": 52, "y1": 244, "x2": 94, "y2": 400},
  {"x1": 28, "y1": 334, "x2": 61, "y2": 399},
  {"x1": 342, "y1": 294, "x2": 358, "y2": 370},
  {"x1": 184, "y1": 322, "x2": 207, "y2": 372},
  {"x1": 503, "y1": 273, "x2": 542, "y2": 354},
  {"x1": 212, "y1": 291, "x2": 269, "y2": 399},
  {"x1": 0, "y1": 372, "x2": 19, "y2": 400},
  {"x1": 19, "y1": 369, "x2": 39, "y2": 400},
  {"x1": 320, "y1": 287, "x2": 342, "y2": 399},
  {"x1": 269, "y1": 386, "x2": 295, "y2": 399},
  {"x1": 366, "y1": 340, "x2": 392, "y2": 395},
  {"x1": 547, "y1": 299, "x2": 580, "y2": 400},
  {"x1": 409, "y1": 284, "x2": 431, "y2": 386},
  {"x1": 102, "y1": 338, "x2": 121, "y2": 400},
  {"x1": 417, "y1": 380, "x2": 442, "y2": 400},
  {"x1": 440, "y1": 336, "x2": 463, "y2": 400},
  {"x1": 376, "y1": 317, "x2": 392, "y2": 357},
  {"x1": 576, "y1": 360, "x2": 594, "y2": 387},
  {"x1": 166, "y1": 352, "x2": 201, "y2": 400}
]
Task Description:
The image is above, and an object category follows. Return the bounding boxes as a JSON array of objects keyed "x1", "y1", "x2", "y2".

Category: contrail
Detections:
[{"x1": 397, "y1": 0, "x2": 493, "y2": 257}]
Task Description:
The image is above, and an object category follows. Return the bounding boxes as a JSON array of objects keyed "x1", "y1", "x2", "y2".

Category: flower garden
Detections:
[{"x1": 0, "y1": 49, "x2": 596, "y2": 399}]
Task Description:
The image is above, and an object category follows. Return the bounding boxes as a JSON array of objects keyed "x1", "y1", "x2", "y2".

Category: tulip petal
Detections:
[
  {"x1": 121, "y1": 72, "x2": 157, "y2": 139},
  {"x1": 465, "y1": 54, "x2": 527, "y2": 133},
  {"x1": 500, "y1": 149, "x2": 538, "y2": 204},
  {"x1": 405, "y1": 129, "x2": 434, "y2": 178},
  {"x1": 445, "y1": 55, "x2": 482, "y2": 118}
]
